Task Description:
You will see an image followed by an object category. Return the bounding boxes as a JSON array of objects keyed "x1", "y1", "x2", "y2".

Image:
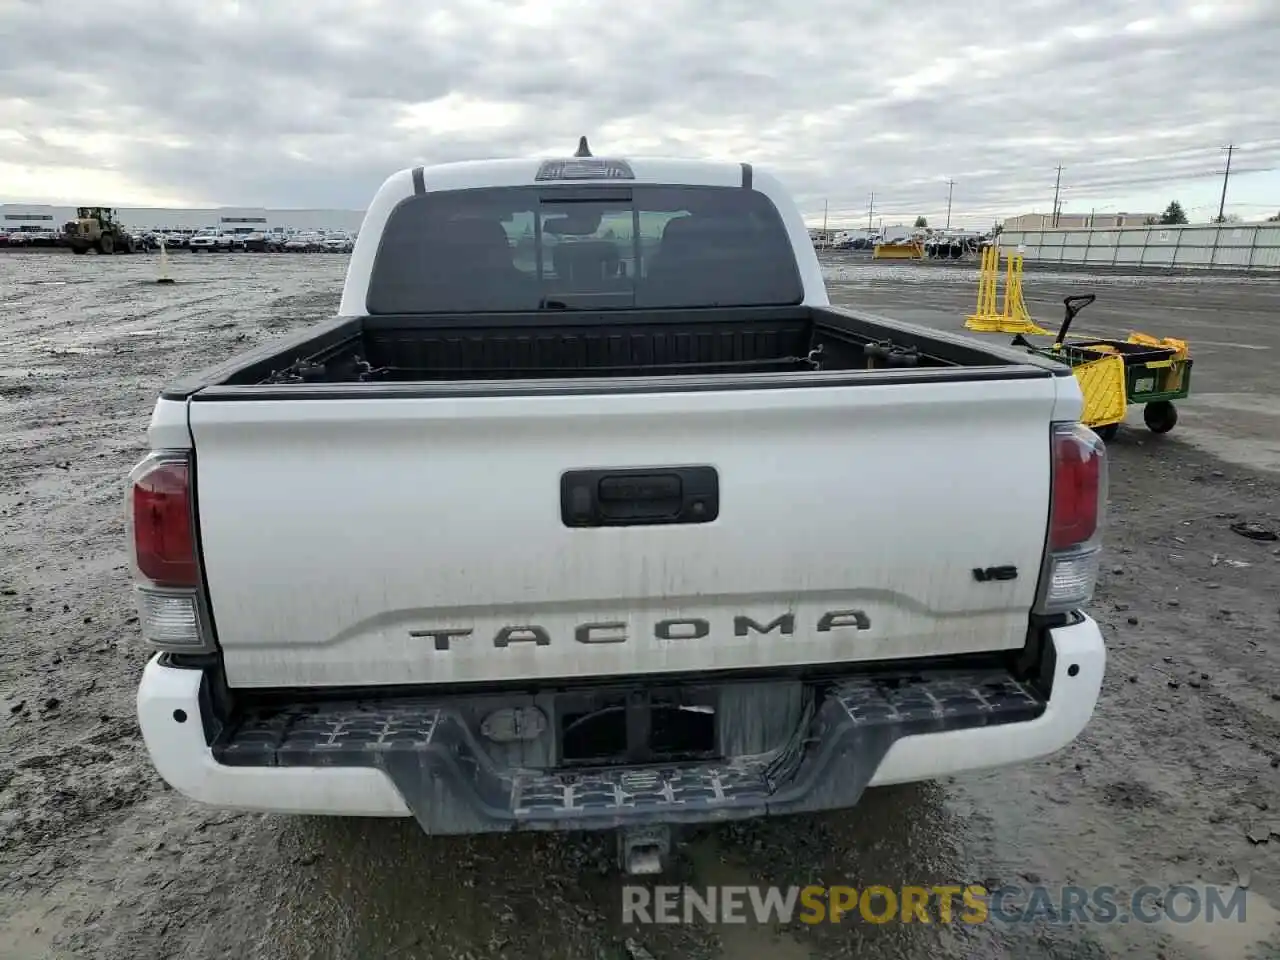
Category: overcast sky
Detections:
[{"x1": 2, "y1": 0, "x2": 1278, "y2": 228}]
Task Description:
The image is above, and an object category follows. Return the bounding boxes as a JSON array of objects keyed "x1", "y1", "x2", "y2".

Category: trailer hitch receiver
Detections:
[{"x1": 619, "y1": 825, "x2": 672, "y2": 875}]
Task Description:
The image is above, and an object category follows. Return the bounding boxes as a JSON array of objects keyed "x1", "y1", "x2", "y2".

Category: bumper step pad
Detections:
[{"x1": 213, "y1": 670, "x2": 1045, "y2": 832}]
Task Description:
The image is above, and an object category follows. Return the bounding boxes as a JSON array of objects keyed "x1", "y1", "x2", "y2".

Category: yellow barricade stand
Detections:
[{"x1": 965, "y1": 246, "x2": 1048, "y2": 335}]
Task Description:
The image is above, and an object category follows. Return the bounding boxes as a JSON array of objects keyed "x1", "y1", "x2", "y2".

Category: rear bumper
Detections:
[{"x1": 136, "y1": 616, "x2": 1104, "y2": 830}]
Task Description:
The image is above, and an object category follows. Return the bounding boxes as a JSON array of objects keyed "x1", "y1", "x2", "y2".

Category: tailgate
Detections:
[{"x1": 190, "y1": 378, "x2": 1061, "y2": 688}]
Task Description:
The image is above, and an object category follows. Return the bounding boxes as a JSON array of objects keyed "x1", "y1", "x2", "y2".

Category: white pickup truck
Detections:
[
  {"x1": 131, "y1": 142, "x2": 1107, "y2": 874},
  {"x1": 187, "y1": 231, "x2": 232, "y2": 252}
]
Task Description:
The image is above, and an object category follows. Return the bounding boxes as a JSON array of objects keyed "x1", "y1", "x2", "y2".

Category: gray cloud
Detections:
[{"x1": 2, "y1": 0, "x2": 1278, "y2": 224}]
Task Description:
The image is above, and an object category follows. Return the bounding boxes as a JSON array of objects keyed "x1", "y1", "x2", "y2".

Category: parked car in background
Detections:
[
  {"x1": 240, "y1": 232, "x2": 281, "y2": 252},
  {"x1": 321, "y1": 235, "x2": 353, "y2": 253},
  {"x1": 282, "y1": 233, "x2": 322, "y2": 252},
  {"x1": 189, "y1": 232, "x2": 232, "y2": 252},
  {"x1": 4, "y1": 228, "x2": 61, "y2": 248}
]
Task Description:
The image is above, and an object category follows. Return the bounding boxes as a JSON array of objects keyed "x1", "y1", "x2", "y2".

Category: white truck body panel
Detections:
[
  {"x1": 191, "y1": 375, "x2": 1063, "y2": 688},
  {"x1": 135, "y1": 614, "x2": 1106, "y2": 817}
]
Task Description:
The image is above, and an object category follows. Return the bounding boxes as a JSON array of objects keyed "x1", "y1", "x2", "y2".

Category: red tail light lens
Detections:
[
  {"x1": 1050, "y1": 425, "x2": 1103, "y2": 550},
  {"x1": 131, "y1": 458, "x2": 198, "y2": 587}
]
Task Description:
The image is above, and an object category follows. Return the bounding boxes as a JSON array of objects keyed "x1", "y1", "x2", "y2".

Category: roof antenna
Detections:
[{"x1": 574, "y1": 136, "x2": 592, "y2": 158}]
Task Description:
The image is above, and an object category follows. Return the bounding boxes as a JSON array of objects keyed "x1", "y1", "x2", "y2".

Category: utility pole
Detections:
[
  {"x1": 1217, "y1": 144, "x2": 1234, "y2": 222},
  {"x1": 945, "y1": 179, "x2": 954, "y2": 230},
  {"x1": 822, "y1": 199, "x2": 828, "y2": 245},
  {"x1": 867, "y1": 192, "x2": 875, "y2": 232},
  {"x1": 1051, "y1": 165, "x2": 1063, "y2": 228}
]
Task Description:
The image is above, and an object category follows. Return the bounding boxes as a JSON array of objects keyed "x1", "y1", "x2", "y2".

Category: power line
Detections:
[
  {"x1": 874, "y1": 144, "x2": 1280, "y2": 197},
  {"x1": 1217, "y1": 144, "x2": 1234, "y2": 222},
  {"x1": 807, "y1": 188, "x2": 1279, "y2": 226},
  {"x1": 1001, "y1": 137, "x2": 1280, "y2": 173},
  {"x1": 1057, "y1": 163, "x2": 1277, "y2": 194},
  {"x1": 1051, "y1": 166, "x2": 1063, "y2": 227},
  {"x1": 801, "y1": 133, "x2": 1280, "y2": 217},
  {"x1": 859, "y1": 161, "x2": 1280, "y2": 204},
  {"x1": 803, "y1": 154, "x2": 1280, "y2": 226}
]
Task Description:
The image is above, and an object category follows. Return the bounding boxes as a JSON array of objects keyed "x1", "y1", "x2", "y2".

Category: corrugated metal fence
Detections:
[{"x1": 998, "y1": 222, "x2": 1280, "y2": 271}]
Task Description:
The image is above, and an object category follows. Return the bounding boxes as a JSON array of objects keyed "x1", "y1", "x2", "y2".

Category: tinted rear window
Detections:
[{"x1": 366, "y1": 185, "x2": 803, "y2": 314}]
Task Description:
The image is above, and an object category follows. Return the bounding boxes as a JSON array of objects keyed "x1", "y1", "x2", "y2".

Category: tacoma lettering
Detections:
[
  {"x1": 493, "y1": 625, "x2": 552, "y2": 648},
  {"x1": 411, "y1": 610, "x2": 870, "y2": 649},
  {"x1": 817, "y1": 609, "x2": 871, "y2": 632},
  {"x1": 654, "y1": 618, "x2": 710, "y2": 641},
  {"x1": 734, "y1": 613, "x2": 795, "y2": 637},
  {"x1": 407, "y1": 627, "x2": 473, "y2": 651},
  {"x1": 575, "y1": 621, "x2": 628, "y2": 644}
]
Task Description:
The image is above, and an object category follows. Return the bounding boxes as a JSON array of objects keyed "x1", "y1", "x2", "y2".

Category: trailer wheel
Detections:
[
  {"x1": 1095, "y1": 423, "x2": 1120, "y2": 442},
  {"x1": 72, "y1": 245, "x2": 88, "y2": 255},
  {"x1": 1143, "y1": 401, "x2": 1178, "y2": 433}
]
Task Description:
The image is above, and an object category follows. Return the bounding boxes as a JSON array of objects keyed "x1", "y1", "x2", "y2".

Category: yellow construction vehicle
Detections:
[{"x1": 63, "y1": 207, "x2": 136, "y2": 255}]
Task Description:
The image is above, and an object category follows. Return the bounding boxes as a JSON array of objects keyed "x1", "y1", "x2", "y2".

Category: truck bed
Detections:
[{"x1": 161, "y1": 306, "x2": 1068, "y2": 400}]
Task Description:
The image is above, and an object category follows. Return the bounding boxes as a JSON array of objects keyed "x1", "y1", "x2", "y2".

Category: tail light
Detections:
[
  {"x1": 1035, "y1": 422, "x2": 1108, "y2": 614},
  {"x1": 126, "y1": 451, "x2": 214, "y2": 652}
]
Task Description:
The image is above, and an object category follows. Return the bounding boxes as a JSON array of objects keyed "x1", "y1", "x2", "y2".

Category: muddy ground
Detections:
[{"x1": 1, "y1": 251, "x2": 1278, "y2": 959}]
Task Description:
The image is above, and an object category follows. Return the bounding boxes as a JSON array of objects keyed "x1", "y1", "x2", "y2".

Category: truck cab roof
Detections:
[
  {"x1": 407, "y1": 155, "x2": 755, "y2": 192},
  {"x1": 338, "y1": 149, "x2": 816, "y2": 317}
]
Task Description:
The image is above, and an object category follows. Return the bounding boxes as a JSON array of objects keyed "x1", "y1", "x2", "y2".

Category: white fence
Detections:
[{"x1": 998, "y1": 222, "x2": 1280, "y2": 271}]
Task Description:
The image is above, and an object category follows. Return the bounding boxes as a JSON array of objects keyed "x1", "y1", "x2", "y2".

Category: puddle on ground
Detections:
[
  {"x1": 0, "y1": 367, "x2": 68, "y2": 378},
  {"x1": 682, "y1": 838, "x2": 816, "y2": 960},
  {"x1": 1154, "y1": 885, "x2": 1280, "y2": 960},
  {"x1": 41, "y1": 344, "x2": 106, "y2": 356},
  {"x1": 1157, "y1": 393, "x2": 1280, "y2": 473},
  {"x1": 127, "y1": 277, "x2": 218, "y2": 286}
]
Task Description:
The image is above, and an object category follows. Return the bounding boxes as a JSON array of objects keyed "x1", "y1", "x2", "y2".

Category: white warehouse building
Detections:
[{"x1": 1, "y1": 203, "x2": 365, "y2": 235}]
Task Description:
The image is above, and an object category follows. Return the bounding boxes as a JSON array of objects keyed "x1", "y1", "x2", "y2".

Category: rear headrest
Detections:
[
  {"x1": 658, "y1": 216, "x2": 701, "y2": 250},
  {"x1": 552, "y1": 240, "x2": 620, "y2": 284},
  {"x1": 658, "y1": 216, "x2": 745, "y2": 256},
  {"x1": 437, "y1": 218, "x2": 513, "y2": 263}
]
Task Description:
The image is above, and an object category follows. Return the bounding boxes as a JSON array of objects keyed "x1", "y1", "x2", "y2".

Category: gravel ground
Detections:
[{"x1": 1, "y1": 251, "x2": 1278, "y2": 959}]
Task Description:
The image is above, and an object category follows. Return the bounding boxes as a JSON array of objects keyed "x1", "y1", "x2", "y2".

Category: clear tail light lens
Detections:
[{"x1": 134, "y1": 588, "x2": 205, "y2": 648}]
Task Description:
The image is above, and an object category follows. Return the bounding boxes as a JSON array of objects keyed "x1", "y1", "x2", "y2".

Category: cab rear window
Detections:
[{"x1": 366, "y1": 184, "x2": 803, "y2": 314}]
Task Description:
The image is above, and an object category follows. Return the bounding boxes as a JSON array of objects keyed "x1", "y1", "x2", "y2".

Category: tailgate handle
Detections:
[{"x1": 561, "y1": 466, "x2": 719, "y2": 528}]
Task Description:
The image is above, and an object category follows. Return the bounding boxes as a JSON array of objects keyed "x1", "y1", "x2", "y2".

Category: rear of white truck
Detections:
[{"x1": 132, "y1": 150, "x2": 1107, "y2": 872}]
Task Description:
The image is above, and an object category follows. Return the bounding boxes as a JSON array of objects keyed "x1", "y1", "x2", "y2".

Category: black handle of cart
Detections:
[{"x1": 1056, "y1": 294, "x2": 1097, "y2": 346}]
